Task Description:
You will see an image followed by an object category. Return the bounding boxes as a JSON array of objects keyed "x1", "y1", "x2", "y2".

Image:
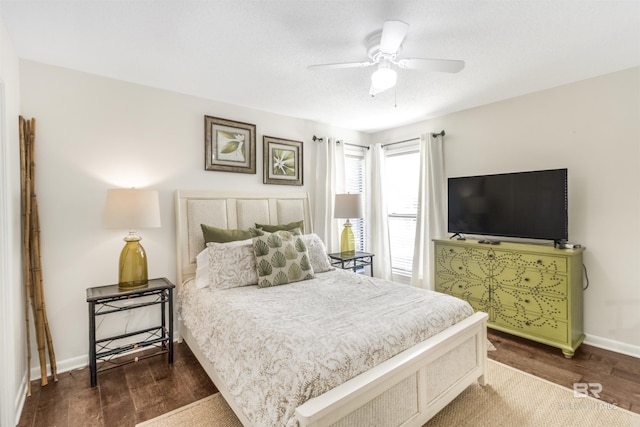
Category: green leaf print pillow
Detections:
[{"x1": 249, "y1": 228, "x2": 315, "y2": 288}]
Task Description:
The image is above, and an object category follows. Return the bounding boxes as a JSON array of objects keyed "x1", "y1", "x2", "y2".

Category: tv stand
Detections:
[{"x1": 433, "y1": 239, "x2": 585, "y2": 358}]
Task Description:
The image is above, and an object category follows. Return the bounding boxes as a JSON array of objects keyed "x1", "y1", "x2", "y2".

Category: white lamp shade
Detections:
[
  {"x1": 334, "y1": 193, "x2": 364, "y2": 219},
  {"x1": 105, "y1": 188, "x2": 161, "y2": 229}
]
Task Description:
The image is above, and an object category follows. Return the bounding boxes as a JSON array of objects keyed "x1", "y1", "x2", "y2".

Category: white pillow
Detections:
[
  {"x1": 195, "y1": 239, "x2": 256, "y2": 289},
  {"x1": 195, "y1": 248, "x2": 211, "y2": 289},
  {"x1": 302, "y1": 233, "x2": 334, "y2": 273}
]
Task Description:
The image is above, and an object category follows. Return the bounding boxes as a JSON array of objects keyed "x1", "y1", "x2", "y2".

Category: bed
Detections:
[{"x1": 175, "y1": 190, "x2": 488, "y2": 427}]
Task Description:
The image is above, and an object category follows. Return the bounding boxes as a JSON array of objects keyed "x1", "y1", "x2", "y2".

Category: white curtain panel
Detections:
[
  {"x1": 366, "y1": 144, "x2": 392, "y2": 280},
  {"x1": 314, "y1": 137, "x2": 345, "y2": 253},
  {"x1": 411, "y1": 133, "x2": 446, "y2": 289}
]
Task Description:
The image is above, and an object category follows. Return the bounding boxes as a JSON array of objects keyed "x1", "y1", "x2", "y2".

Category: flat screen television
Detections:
[{"x1": 447, "y1": 168, "x2": 568, "y2": 241}]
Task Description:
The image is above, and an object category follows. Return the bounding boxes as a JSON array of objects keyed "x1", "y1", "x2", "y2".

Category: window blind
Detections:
[
  {"x1": 384, "y1": 147, "x2": 420, "y2": 277},
  {"x1": 344, "y1": 150, "x2": 366, "y2": 252}
]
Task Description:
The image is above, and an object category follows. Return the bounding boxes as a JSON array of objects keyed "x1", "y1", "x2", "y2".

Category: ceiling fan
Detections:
[{"x1": 308, "y1": 20, "x2": 465, "y2": 96}]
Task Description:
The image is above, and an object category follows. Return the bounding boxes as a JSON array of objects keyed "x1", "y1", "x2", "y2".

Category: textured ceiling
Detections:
[{"x1": 1, "y1": 1, "x2": 639, "y2": 133}]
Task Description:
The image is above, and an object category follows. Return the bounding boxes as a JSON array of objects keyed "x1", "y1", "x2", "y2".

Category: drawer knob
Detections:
[
  {"x1": 525, "y1": 321, "x2": 531, "y2": 326},
  {"x1": 449, "y1": 249, "x2": 454, "y2": 253},
  {"x1": 524, "y1": 278, "x2": 530, "y2": 282},
  {"x1": 536, "y1": 260, "x2": 543, "y2": 265},
  {"x1": 458, "y1": 266, "x2": 463, "y2": 270},
  {"x1": 524, "y1": 299, "x2": 530, "y2": 303},
  {"x1": 458, "y1": 285, "x2": 463, "y2": 289}
]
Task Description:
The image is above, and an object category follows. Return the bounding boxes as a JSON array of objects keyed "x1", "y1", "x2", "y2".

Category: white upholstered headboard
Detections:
[{"x1": 175, "y1": 190, "x2": 313, "y2": 286}]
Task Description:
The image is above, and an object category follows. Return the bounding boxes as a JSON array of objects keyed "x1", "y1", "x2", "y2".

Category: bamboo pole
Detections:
[
  {"x1": 19, "y1": 116, "x2": 33, "y2": 396},
  {"x1": 19, "y1": 116, "x2": 58, "y2": 388},
  {"x1": 26, "y1": 118, "x2": 47, "y2": 386},
  {"x1": 31, "y1": 197, "x2": 58, "y2": 381}
]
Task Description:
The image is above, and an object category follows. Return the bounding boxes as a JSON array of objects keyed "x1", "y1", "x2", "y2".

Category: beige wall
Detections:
[{"x1": 372, "y1": 67, "x2": 640, "y2": 355}]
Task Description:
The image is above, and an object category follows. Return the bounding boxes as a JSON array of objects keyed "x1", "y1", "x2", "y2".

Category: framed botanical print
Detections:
[
  {"x1": 263, "y1": 136, "x2": 303, "y2": 186},
  {"x1": 204, "y1": 115, "x2": 256, "y2": 174}
]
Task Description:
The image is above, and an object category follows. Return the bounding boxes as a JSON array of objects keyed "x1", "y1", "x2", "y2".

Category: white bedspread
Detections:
[{"x1": 179, "y1": 269, "x2": 474, "y2": 426}]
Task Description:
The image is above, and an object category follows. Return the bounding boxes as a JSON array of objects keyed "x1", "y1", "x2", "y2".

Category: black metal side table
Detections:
[
  {"x1": 86, "y1": 277, "x2": 174, "y2": 387},
  {"x1": 328, "y1": 251, "x2": 375, "y2": 276}
]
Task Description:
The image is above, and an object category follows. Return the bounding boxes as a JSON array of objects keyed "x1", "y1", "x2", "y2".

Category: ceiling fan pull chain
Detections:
[{"x1": 394, "y1": 86, "x2": 397, "y2": 108}]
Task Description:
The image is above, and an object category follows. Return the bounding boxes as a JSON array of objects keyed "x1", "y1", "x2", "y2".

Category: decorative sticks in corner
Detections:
[{"x1": 19, "y1": 116, "x2": 58, "y2": 395}]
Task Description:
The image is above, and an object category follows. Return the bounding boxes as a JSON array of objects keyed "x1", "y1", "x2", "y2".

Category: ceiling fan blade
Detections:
[
  {"x1": 395, "y1": 58, "x2": 465, "y2": 73},
  {"x1": 307, "y1": 61, "x2": 375, "y2": 70},
  {"x1": 379, "y1": 20, "x2": 409, "y2": 54}
]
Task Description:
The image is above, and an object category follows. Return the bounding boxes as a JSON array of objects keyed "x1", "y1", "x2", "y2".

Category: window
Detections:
[
  {"x1": 344, "y1": 146, "x2": 366, "y2": 252},
  {"x1": 384, "y1": 143, "x2": 420, "y2": 279}
]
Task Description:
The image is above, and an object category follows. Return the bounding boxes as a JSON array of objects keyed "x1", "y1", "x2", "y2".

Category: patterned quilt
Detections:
[{"x1": 179, "y1": 269, "x2": 473, "y2": 426}]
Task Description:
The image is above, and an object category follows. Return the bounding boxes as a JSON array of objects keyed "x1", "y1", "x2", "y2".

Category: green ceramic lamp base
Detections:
[
  {"x1": 118, "y1": 232, "x2": 149, "y2": 291},
  {"x1": 340, "y1": 221, "x2": 355, "y2": 254}
]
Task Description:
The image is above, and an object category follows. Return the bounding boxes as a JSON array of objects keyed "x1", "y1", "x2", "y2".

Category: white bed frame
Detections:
[{"x1": 175, "y1": 190, "x2": 488, "y2": 427}]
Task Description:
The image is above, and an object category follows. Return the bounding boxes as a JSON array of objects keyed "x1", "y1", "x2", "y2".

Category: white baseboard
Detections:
[
  {"x1": 29, "y1": 354, "x2": 88, "y2": 380},
  {"x1": 584, "y1": 334, "x2": 640, "y2": 359}
]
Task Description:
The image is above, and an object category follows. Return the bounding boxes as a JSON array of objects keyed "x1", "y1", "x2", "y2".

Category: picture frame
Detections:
[
  {"x1": 204, "y1": 115, "x2": 256, "y2": 174},
  {"x1": 263, "y1": 136, "x2": 303, "y2": 186}
]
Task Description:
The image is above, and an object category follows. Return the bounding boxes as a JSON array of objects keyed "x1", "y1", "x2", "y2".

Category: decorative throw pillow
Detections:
[
  {"x1": 206, "y1": 241, "x2": 258, "y2": 289},
  {"x1": 196, "y1": 239, "x2": 258, "y2": 289},
  {"x1": 250, "y1": 228, "x2": 315, "y2": 288},
  {"x1": 255, "y1": 220, "x2": 305, "y2": 234},
  {"x1": 301, "y1": 233, "x2": 334, "y2": 273},
  {"x1": 201, "y1": 224, "x2": 251, "y2": 243}
]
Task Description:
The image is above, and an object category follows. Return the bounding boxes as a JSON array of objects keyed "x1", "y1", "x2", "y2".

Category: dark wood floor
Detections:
[
  {"x1": 18, "y1": 331, "x2": 640, "y2": 427},
  {"x1": 487, "y1": 329, "x2": 640, "y2": 414},
  {"x1": 18, "y1": 344, "x2": 217, "y2": 427}
]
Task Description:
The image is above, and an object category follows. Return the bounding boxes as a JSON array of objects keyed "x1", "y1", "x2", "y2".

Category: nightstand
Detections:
[
  {"x1": 86, "y1": 277, "x2": 174, "y2": 387},
  {"x1": 328, "y1": 251, "x2": 375, "y2": 276}
]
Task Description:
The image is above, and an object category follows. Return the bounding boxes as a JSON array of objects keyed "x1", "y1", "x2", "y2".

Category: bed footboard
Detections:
[{"x1": 295, "y1": 311, "x2": 488, "y2": 427}]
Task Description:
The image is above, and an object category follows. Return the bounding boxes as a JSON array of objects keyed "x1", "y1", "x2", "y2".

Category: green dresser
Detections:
[{"x1": 433, "y1": 239, "x2": 585, "y2": 357}]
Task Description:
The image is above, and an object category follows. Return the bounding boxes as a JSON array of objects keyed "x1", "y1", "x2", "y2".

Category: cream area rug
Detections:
[{"x1": 137, "y1": 360, "x2": 640, "y2": 427}]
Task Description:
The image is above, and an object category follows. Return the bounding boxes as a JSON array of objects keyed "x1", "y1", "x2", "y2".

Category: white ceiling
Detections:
[{"x1": 1, "y1": 1, "x2": 639, "y2": 133}]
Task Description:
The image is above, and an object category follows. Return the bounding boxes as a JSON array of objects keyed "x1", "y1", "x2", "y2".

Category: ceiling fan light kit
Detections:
[
  {"x1": 308, "y1": 20, "x2": 465, "y2": 96},
  {"x1": 371, "y1": 62, "x2": 397, "y2": 93}
]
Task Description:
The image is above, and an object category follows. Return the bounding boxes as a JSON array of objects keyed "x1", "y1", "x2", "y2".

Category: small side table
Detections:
[
  {"x1": 328, "y1": 251, "x2": 375, "y2": 276},
  {"x1": 86, "y1": 277, "x2": 174, "y2": 387}
]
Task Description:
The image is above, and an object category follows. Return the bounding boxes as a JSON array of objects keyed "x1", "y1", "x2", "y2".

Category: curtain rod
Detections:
[
  {"x1": 381, "y1": 137, "x2": 419, "y2": 148},
  {"x1": 312, "y1": 135, "x2": 370, "y2": 150},
  {"x1": 337, "y1": 140, "x2": 369, "y2": 150},
  {"x1": 380, "y1": 130, "x2": 446, "y2": 148}
]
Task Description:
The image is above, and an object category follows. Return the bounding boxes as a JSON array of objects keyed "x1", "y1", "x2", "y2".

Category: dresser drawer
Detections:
[
  {"x1": 493, "y1": 250, "x2": 567, "y2": 273},
  {"x1": 435, "y1": 244, "x2": 492, "y2": 263},
  {"x1": 435, "y1": 252, "x2": 490, "y2": 281},
  {"x1": 493, "y1": 287, "x2": 567, "y2": 320},
  {"x1": 493, "y1": 267, "x2": 567, "y2": 297},
  {"x1": 492, "y1": 307, "x2": 568, "y2": 343},
  {"x1": 435, "y1": 277, "x2": 488, "y2": 302}
]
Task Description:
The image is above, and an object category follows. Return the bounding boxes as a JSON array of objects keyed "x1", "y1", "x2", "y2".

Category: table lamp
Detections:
[
  {"x1": 105, "y1": 188, "x2": 161, "y2": 290},
  {"x1": 334, "y1": 193, "x2": 363, "y2": 254}
]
